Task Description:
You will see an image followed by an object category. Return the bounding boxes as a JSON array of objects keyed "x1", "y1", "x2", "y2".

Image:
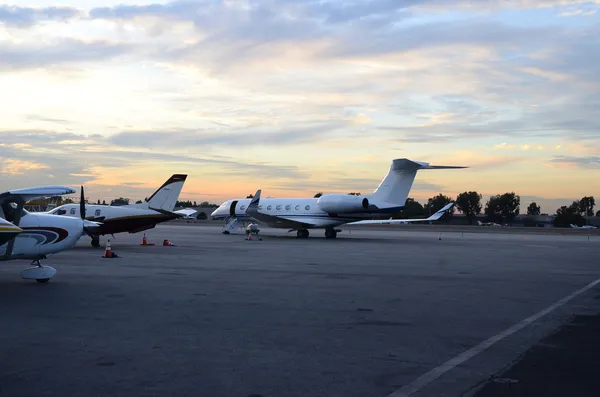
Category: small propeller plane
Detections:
[
  {"x1": 47, "y1": 174, "x2": 194, "y2": 247},
  {"x1": 0, "y1": 185, "x2": 99, "y2": 283}
]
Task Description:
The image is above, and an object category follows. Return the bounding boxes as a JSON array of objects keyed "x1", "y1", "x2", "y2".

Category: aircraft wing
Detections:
[
  {"x1": 0, "y1": 186, "x2": 76, "y2": 205},
  {"x1": 149, "y1": 207, "x2": 185, "y2": 218},
  {"x1": 347, "y1": 202, "x2": 455, "y2": 225},
  {"x1": 174, "y1": 208, "x2": 198, "y2": 217},
  {"x1": 245, "y1": 189, "x2": 283, "y2": 224}
]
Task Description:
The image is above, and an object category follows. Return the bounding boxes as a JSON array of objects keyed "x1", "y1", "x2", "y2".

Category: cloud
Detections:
[
  {"x1": 0, "y1": 158, "x2": 48, "y2": 174},
  {"x1": 549, "y1": 155, "x2": 600, "y2": 169},
  {"x1": 0, "y1": 130, "x2": 95, "y2": 145},
  {"x1": 0, "y1": 128, "x2": 309, "y2": 196},
  {"x1": 0, "y1": 39, "x2": 134, "y2": 71},
  {"x1": 24, "y1": 115, "x2": 72, "y2": 125},
  {"x1": 109, "y1": 120, "x2": 351, "y2": 149},
  {"x1": 0, "y1": 5, "x2": 82, "y2": 28},
  {"x1": 1, "y1": 0, "x2": 598, "y2": 203}
]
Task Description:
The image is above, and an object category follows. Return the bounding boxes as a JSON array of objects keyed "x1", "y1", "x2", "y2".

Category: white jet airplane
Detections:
[
  {"x1": 211, "y1": 158, "x2": 465, "y2": 238},
  {"x1": 570, "y1": 224, "x2": 598, "y2": 229},
  {"x1": 477, "y1": 221, "x2": 502, "y2": 227},
  {"x1": 47, "y1": 174, "x2": 195, "y2": 247},
  {"x1": 0, "y1": 185, "x2": 99, "y2": 282}
]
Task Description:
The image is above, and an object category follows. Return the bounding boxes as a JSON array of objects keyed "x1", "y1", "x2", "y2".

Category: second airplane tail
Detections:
[
  {"x1": 129, "y1": 174, "x2": 188, "y2": 212},
  {"x1": 367, "y1": 159, "x2": 466, "y2": 208}
]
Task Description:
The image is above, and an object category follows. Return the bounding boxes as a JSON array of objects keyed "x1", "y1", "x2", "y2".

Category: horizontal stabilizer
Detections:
[
  {"x1": 390, "y1": 159, "x2": 467, "y2": 170},
  {"x1": 175, "y1": 208, "x2": 198, "y2": 217}
]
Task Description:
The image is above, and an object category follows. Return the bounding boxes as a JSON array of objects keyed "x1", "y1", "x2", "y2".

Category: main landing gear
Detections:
[
  {"x1": 296, "y1": 229, "x2": 338, "y2": 239},
  {"x1": 325, "y1": 228, "x2": 338, "y2": 239},
  {"x1": 91, "y1": 236, "x2": 100, "y2": 247},
  {"x1": 21, "y1": 259, "x2": 56, "y2": 283},
  {"x1": 296, "y1": 229, "x2": 310, "y2": 238}
]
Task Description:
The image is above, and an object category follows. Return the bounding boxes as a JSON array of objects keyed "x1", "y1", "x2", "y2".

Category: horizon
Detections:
[{"x1": 1, "y1": 1, "x2": 598, "y2": 215}]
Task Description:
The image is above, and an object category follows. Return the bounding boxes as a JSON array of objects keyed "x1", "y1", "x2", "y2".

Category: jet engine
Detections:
[{"x1": 317, "y1": 194, "x2": 369, "y2": 213}]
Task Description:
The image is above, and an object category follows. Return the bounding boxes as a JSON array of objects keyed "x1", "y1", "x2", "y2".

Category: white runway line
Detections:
[{"x1": 387, "y1": 277, "x2": 600, "y2": 397}]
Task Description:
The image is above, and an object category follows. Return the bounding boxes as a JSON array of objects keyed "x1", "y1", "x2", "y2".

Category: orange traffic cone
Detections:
[
  {"x1": 162, "y1": 239, "x2": 175, "y2": 246},
  {"x1": 141, "y1": 233, "x2": 154, "y2": 246},
  {"x1": 247, "y1": 233, "x2": 252, "y2": 241},
  {"x1": 102, "y1": 240, "x2": 113, "y2": 258}
]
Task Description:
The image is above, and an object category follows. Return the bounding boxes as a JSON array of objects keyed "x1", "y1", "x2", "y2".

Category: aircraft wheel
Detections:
[
  {"x1": 36, "y1": 278, "x2": 50, "y2": 284},
  {"x1": 297, "y1": 229, "x2": 310, "y2": 238},
  {"x1": 325, "y1": 229, "x2": 337, "y2": 239},
  {"x1": 91, "y1": 237, "x2": 100, "y2": 248}
]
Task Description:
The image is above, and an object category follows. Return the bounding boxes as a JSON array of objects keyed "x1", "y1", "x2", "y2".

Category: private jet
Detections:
[
  {"x1": 477, "y1": 221, "x2": 503, "y2": 227},
  {"x1": 1, "y1": 185, "x2": 99, "y2": 282},
  {"x1": 570, "y1": 224, "x2": 599, "y2": 229},
  {"x1": 212, "y1": 158, "x2": 465, "y2": 238},
  {"x1": 47, "y1": 174, "x2": 195, "y2": 247}
]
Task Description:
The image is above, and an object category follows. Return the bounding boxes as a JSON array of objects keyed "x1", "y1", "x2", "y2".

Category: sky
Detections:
[{"x1": 0, "y1": 0, "x2": 599, "y2": 214}]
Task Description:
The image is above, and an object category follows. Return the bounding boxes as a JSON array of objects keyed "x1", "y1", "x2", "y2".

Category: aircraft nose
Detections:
[
  {"x1": 61, "y1": 216, "x2": 86, "y2": 242},
  {"x1": 211, "y1": 207, "x2": 223, "y2": 218}
]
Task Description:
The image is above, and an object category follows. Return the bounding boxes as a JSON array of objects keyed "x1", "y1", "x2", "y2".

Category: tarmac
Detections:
[{"x1": 0, "y1": 223, "x2": 599, "y2": 397}]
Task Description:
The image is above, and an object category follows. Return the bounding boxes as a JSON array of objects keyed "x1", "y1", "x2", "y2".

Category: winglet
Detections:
[
  {"x1": 427, "y1": 202, "x2": 455, "y2": 221},
  {"x1": 246, "y1": 189, "x2": 262, "y2": 214}
]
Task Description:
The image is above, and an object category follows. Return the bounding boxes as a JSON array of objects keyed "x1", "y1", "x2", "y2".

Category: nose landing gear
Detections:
[{"x1": 21, "y1": 259, "x2": 56, "y2": 283}]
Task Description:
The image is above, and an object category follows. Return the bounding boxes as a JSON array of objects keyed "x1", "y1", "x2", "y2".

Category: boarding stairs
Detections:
[{"x1": 222, "y1": 216, "x2": 243, "y2": 234}]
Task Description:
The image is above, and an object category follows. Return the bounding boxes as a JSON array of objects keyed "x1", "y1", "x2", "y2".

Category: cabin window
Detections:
[
  {"x1": 285, "y1": 205, "x2": 291, "y2": 211},
  {"x1": 305, "y1": 205, "x2": 311, "y2": 210},
  {"x1": 69, "y1": 208, "x2": 76, "y2": 215},
  {"x1": 55, "y1": 209, "x2": 67, "y2": 215},
  {"x1": 95, "y1": 209, "x2": 101, "y2": 216},
  {"x1": 258, "y1": 205, "x2": 263, "y2": 210},
  {"x1": 240, "y1": 205, "x2": 246, "y2": 210},
  {"x1": 276, "y1": 205, "x2": 282, "y2": 210},
  {"x1": 295, "y1": 205, "x2": 300, "y2": 210},
  {"x1": 267, "y1": 205, "x2": 272, "y2": 210}
]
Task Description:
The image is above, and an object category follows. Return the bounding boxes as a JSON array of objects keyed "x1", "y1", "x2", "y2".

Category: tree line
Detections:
[
  {"x1": 394, "y1": 192, "x2": 596, "y2": 227},
  {"x1": 305, "y1": 192, "x2": 597, "y2": 227}
]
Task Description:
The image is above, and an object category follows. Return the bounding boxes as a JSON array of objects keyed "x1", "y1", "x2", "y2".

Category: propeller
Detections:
[{"x1": 80, "y1": 186, "x2": 85, "y2": 220}]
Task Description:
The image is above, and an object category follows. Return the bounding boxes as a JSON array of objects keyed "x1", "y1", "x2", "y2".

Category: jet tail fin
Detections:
[
  {"x1": 367, "y1": 159, "x2": 466, "y2": 208},
  {"x1": 130, "y1": 174, "x2": 188, "y2": 212}
]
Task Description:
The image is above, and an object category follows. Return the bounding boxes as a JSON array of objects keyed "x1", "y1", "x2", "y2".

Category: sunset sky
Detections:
[{"x1": 1, "y1": 0, "x2": 598, "y2": 213}]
